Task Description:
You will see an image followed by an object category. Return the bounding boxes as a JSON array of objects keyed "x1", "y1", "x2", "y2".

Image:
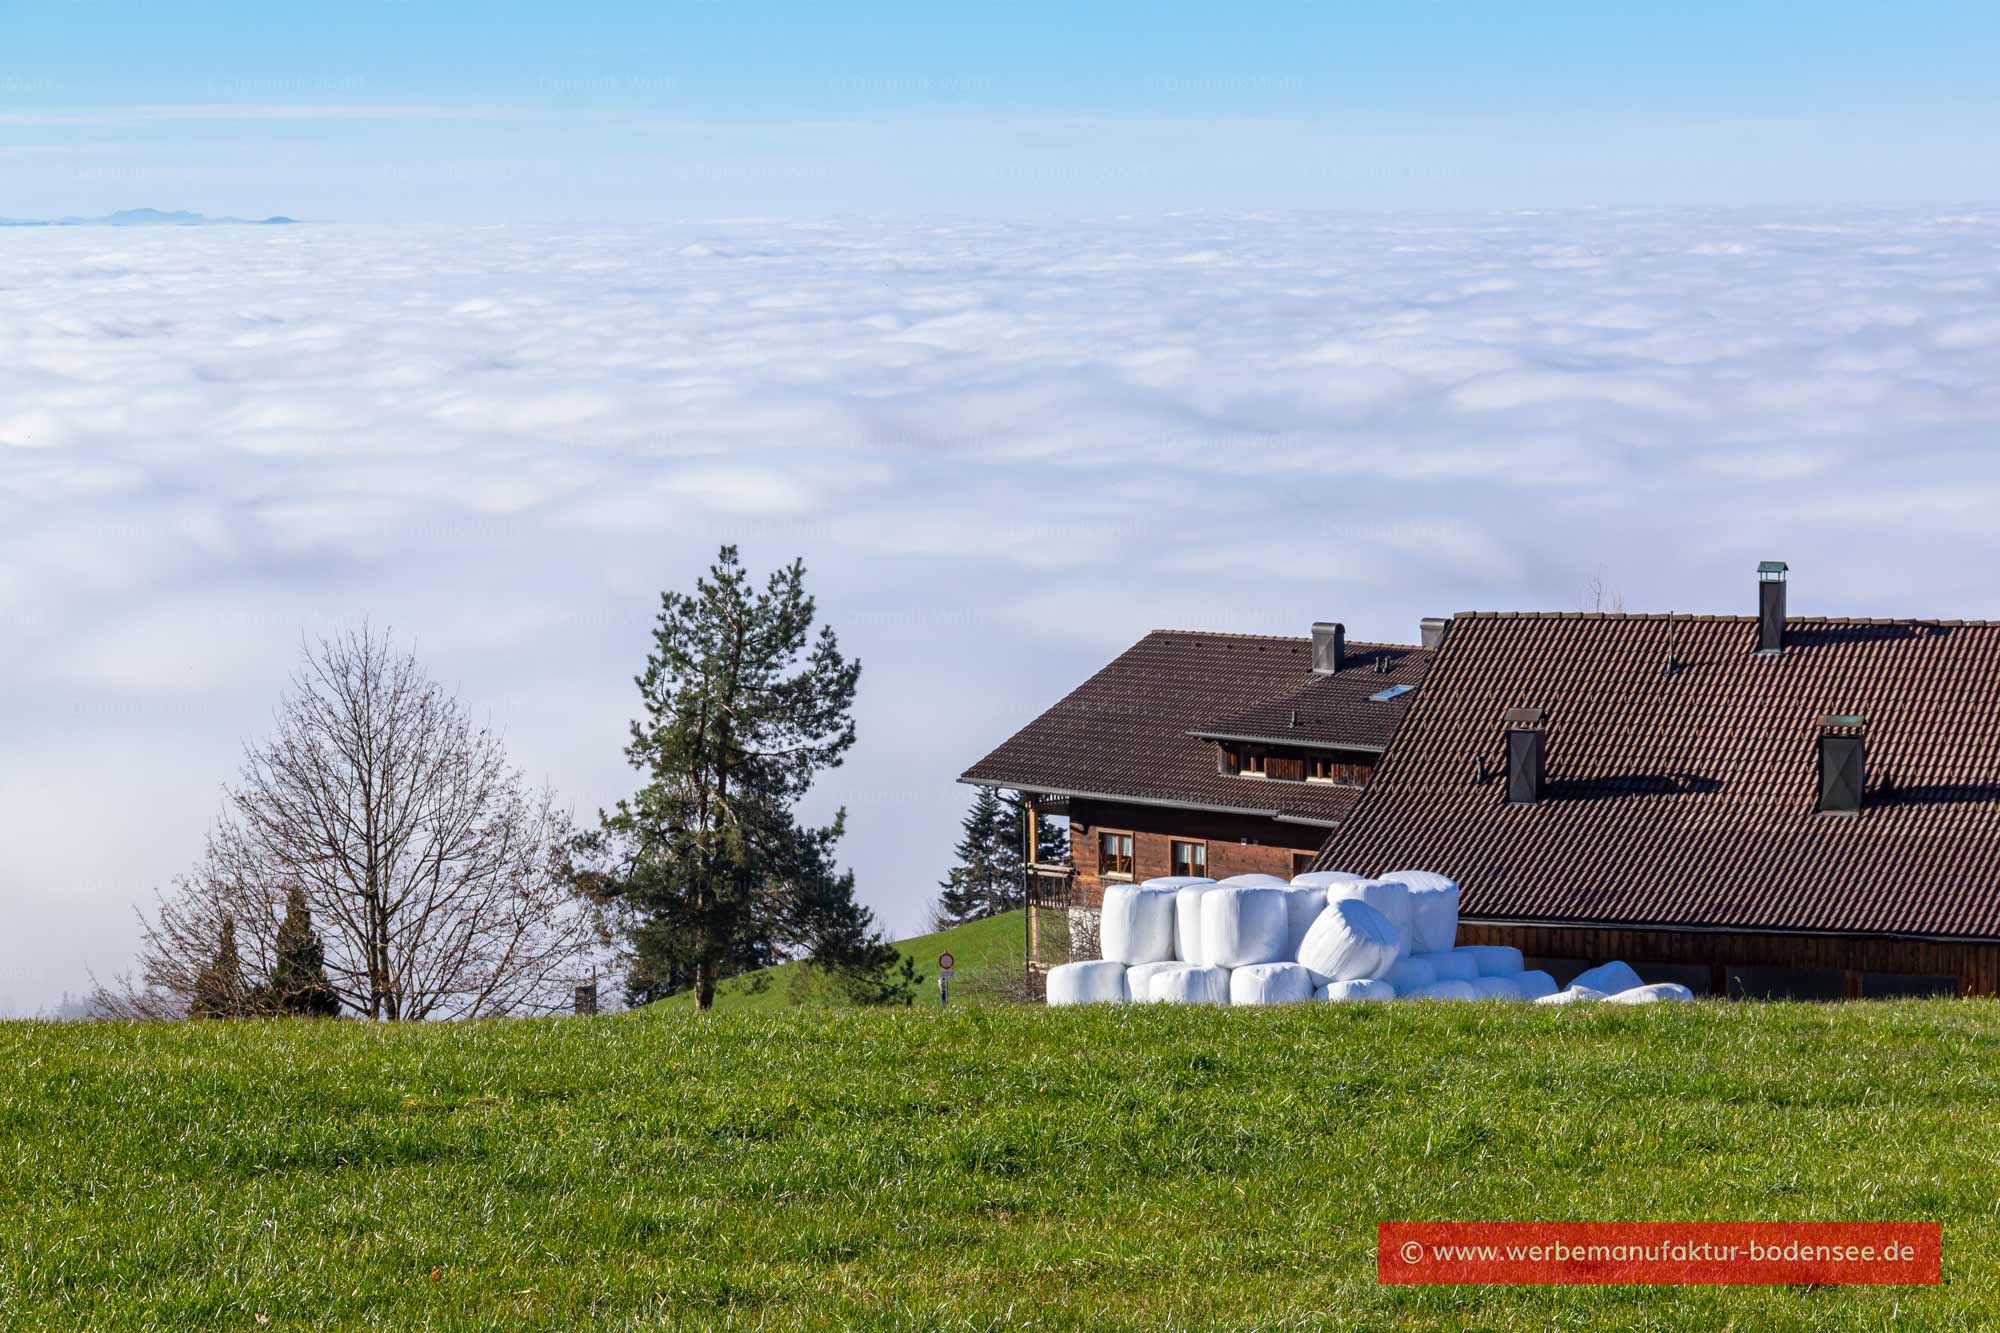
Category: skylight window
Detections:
[{"x1": 1369, "y1": 683, "x2": 1415, "y2": 703}]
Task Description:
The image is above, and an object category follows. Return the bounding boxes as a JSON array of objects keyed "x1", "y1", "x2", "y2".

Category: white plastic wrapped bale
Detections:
[
  {"x1": 1510, "y1": 970, "x2": 1559, "y2": 1001},
  {"x1": 1201, "y1": 887, "x2": 1289, "y2": 967},
  {"x1": 1454, "y1": 945, "x2": 1524, "y2": 977},
  {"x1": 1296, "y1": 897, "x2": 1401, "y2": 985},
  {"x1": 1570, "y1": 960, "x2": 1643, "y2": 994},
  {"x1": 1153, "y1": 964, "x2": 1230, "y2": 1005},
  {"x1": 1046, "y1": 960, "x2": 1128, "y2": 1006},
  {"x1": 1172, "y1": 885, "x2": 1216, "y2": 964},
  {"x1": 1407, "y1": 979, "x2": 1479, "y2": 1001},
  {"x1": 1127, "y1": 961, "x2": 1196, "y2": 1003},
  {"x1": 1142, "y1": 877, "x2": 1215, "y2": 889},
  {"x1": 1469, "y1": 976, "x2": 1525, "y2": 1001},
  {"x1": 1279, "y1": 885, "x2": 1328, "y2": 959},
  {"x1": 1383, "y1": 956, "x2": 1437, "y2": 995},
  {"x1": 1291, "y1": 870, "x2": 1368, "y2": 890},
  {"x1": 1229, "y1": 962, "x2": 1316, "y2": 1006},
  {"x1": 1098, "y1": 884, "x2": 1178, "y2": 965},
  {"x1": 1218, "y1": 873, "x2": 1293, "y2": 887},
  {"x1": 1535, "y1": 985, "x2": 1606, "y2": 1005},
  {"x1": 1419, "y1": 950, "x2": 1479, "y2": 983},
  {"x1": 1317, "y1": 978, "x2": 1395, "y2": 1002},
  {"x1": 1322, "y1": 878, "x2": 1412, "y2": 957},
  {"x1": 1389, "y1": 870, "x2": 1460, "y2": 954},
  {"x1": 1607, "y1": 982, "x2": 1696, "y2": 1004}
]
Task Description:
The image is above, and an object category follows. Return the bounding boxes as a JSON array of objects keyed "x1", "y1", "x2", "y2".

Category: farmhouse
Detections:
[
  {"x1": 965, "y1": 564, "x2": 2000, "y2": 998},
  {"x1": 961, "y1": 620, "x2": 1438, "y2": 974}
]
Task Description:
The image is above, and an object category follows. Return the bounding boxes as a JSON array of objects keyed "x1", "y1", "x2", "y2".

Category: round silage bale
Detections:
[
  {"x1": 1046, "y1": 960, "x2": 1129, "y2": 1006},
  {"x1": 1417, "y1": 950, "x2": 1479, "y2": 983},
  {"x1": 1200, "y1": 886, "x2": 1289, "y2": 967},
  {"x1": 1228, "y1": 962, "x2": 1315, "y2": 1005},
  {"x1": 1570, "y1": 960, "x2": 1643, "y2": 995},
  {"x1": 1323, "y1": 878, "x2": 1412, "y2": 958},
  {"x1": 1510, "y1": 970, "x2": 1559, "y2": 1001},
  {"x1": 1455, "y1": 945, "x2": 1524, "y2": 977},
  {"x1": 1153, "y1": 964, "x2": 1230, "y2": 1005},
  {"x1": 1127, "y1": 960, "x2": 1196, "y2": 1003},
  {"x1": 1388, "y1": 870, "x2": 1460, "y2": 954},
  {"x1": 1278, "y1": 885, "x2": 1328, "y2": 960},
  {"x1": 1383, "y1": 956, "x2": 1437, "y2": 994},
  {"x1": 1317, "y1": 978, "x2": 1395, "y2": 1002},
  {"x1": 1296, "y1": 897, "x2": 1400, "y2": 986},
  {"x1": 1099, "y1": 884, "x2": 1178, "y2": 965}
]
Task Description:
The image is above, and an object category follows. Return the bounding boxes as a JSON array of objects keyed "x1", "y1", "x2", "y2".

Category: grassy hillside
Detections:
[
  {"x1": 659, "y1": 909, "x2": 1025, "y2": 1011},
  {"x1": 5, "y1": 999, "x2": 1997, "y2": 1329}
]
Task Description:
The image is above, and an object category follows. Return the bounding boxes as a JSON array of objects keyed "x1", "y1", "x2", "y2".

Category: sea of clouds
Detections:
[{"x1": 4, "y1": 208, "x2": 1999, "y2": 1012}]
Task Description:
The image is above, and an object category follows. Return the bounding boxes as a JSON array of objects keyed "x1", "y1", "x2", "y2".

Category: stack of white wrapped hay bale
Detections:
[{"x1": 1045, "y1": 870, "x2": 1695, "y2": 1007}]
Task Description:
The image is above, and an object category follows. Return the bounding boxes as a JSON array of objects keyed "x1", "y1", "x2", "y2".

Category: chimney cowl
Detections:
[
  {"x1": 1420, "y1": 616, "x2": 1451, "y2": 651},
  {"x1": 1311, "y1": 621, "x2": 1345, "y2": 674},
  {"x1": 1757, "y1": 561, "x2": 1788, "y2": 655}
]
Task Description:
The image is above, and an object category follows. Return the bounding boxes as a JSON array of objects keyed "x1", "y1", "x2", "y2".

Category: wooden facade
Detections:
[
  {"x1": 1065, "y1": 797, "x2": 1328, "y2": 907},
  {"x1": 1460, "y1": 919, "x2": 1999, "y2": 998}
]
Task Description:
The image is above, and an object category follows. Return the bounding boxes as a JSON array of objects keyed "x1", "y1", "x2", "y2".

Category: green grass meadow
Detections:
[{"x1": 4, "y1": 997, "x2": 1997, "y2": 1330}]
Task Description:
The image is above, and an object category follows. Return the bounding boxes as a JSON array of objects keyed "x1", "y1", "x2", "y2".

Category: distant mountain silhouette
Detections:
[{"x1": 0, "y1": 208, "x2": 297, "y2": 228}]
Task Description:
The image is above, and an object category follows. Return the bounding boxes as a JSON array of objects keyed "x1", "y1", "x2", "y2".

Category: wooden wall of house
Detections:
[
  {"x1": 1066, "y1": 798, "x2": 1325, "y2": 907},
  {"x1": 1459, "y1": 920, "x2": 2000, "y2": 997}
]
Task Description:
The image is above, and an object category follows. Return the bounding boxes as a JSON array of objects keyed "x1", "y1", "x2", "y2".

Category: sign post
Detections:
[{"x1": 938, "y1": 951, "x2": 955, "y2": 1007}]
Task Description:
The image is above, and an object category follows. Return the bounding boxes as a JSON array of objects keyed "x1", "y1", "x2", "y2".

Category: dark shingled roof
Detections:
[
  {"x1": 1314, "y1": 612, "x2": 2000, "y2": 940},
  {"x1": 1191, "y1": 644, "x2": 1428, "y2": 751},
  {"x1": 961, "y1": 630, "x2": 1431, "y2": 826}
]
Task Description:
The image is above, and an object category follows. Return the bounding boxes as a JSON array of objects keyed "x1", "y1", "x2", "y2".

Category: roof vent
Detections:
[
  {"x1": 1311, "y1": 622, "x2": 1345, "y2": 674},
  {"x1": 1503, "y1": 707, "x2": 1546, "y2": 806},
  {"x1": 1420, "y1": 616, "x2": 1451, "y2": 651},
  {"x1": 1757, "y1": 561, "x2": 1788, "y2": 655}
]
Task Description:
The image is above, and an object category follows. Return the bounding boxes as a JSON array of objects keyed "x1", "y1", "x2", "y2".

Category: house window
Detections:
[
  {"x1": 1308, "y1": 755, "x2": 1355, "y2": 783},
  {"x1": 1171, "y1": 839, "x2": 1207, "y2": 878},
  {"x1": 1291, "y1": 851, "x2": 1316, "y2": 876},
  {"x1": 1238, "y1": 750, "x2": 1267, "y2": 779},
  {"x1": 1098, "y1": 830, "x2": 1134, "y2": 879}
]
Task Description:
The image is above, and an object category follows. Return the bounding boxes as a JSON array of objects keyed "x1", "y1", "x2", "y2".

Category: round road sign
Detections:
[{"x1": 938, "y1": 951, "x2": 955, "y2": 971}]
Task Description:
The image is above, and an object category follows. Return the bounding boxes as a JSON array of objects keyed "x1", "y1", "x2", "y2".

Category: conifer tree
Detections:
[
  {"x1": 269, "y1": 885, "x2": 342, "y2": 1017},
  {"x1": 580, "y1": 546, "x2": 900, "y2": 1010},
  {"x1": 188, "y1": 916, "x2": 248, "y2": 1019}
]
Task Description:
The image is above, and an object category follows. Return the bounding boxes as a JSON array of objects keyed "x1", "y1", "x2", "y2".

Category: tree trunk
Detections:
[{"x1": 696, "y1": 953, "x2": 717, "y2": 1011}]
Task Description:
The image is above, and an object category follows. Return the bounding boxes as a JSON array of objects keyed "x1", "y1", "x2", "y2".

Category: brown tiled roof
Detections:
[
  {"x1": 961, "y1": 630, "x2": 1431, "y2": 826},
  {"x1": 1314, "y1": 612, "x2": 2000, "y2": 940},
  {"x1": 1191, "y1": 644, "x2": 1427, "y2": 751}
]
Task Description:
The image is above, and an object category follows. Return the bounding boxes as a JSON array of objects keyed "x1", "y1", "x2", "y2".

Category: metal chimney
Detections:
[
  {"x1": 1311, "y1": 622, "x2": 1345, "y2": 674},
  {"x1": 1420, "y1": 617, "x2": 1451, "y2": 651},
  {"x1": 1757, "y1": 561, "x2": 1788, "y2": 655}
]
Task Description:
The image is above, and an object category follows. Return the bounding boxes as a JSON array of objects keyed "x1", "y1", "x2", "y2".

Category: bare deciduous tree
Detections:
[
  {"x1": 1581, "y1": 566, "x2": 1627, "y2": 613},
  {"x1": 101, "y1": 627, "x2": 607, "y2": 1020}
]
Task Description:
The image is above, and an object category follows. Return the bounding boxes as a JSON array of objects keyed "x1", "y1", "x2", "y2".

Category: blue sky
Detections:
[{"x1": 4, "y1": 2, "x2": 1998, "y2": 217}]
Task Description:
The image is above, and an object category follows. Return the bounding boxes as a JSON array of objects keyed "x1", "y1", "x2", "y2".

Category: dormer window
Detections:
[{"x1": 1238, "y1": 750, "x2": 1267, "y2": 779}]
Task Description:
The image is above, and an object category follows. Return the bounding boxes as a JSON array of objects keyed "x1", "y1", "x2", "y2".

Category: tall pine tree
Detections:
[
  {"x1": 934, "y1": 787, "x2": 1012, "y2": 926},
  {"x1": 934, "y1": 788, "x2": 1067, "y2": 926},
  {"x1": 581, "y1": 546, "x2": 905, "y2": 1010}
]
